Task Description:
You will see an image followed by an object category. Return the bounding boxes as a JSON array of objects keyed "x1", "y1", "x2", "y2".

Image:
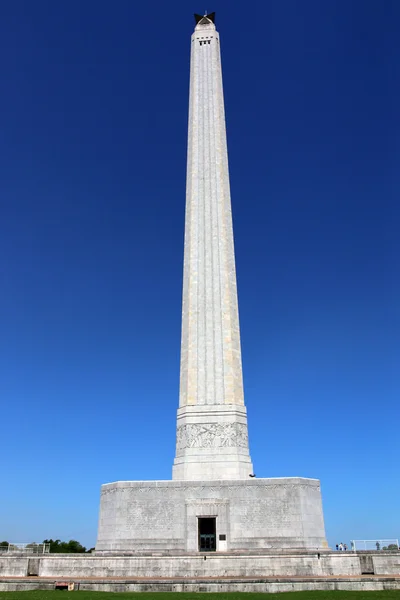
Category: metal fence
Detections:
[
  {"x1": 0, "y1": 543, "x2": 50, "y2": 554},
  {"x1": 350, "y1": 539, "x2": 399, "y2": 551}
]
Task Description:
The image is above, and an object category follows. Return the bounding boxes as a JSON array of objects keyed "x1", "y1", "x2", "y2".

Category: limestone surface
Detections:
[
  {"x1": 96, "y1": 478, "x2": 327, "y2": 552},
  {"x1": 95, "y1": 14, "x2": 329, "y2": 555},
  {"x1": 173, "y1": 14, "x2": 253, "y2": 481}
]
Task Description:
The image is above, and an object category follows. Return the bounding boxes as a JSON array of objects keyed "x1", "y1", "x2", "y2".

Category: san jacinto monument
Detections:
[{"x1": 96, "y1": 12, "x2": 327, "y2": 554}]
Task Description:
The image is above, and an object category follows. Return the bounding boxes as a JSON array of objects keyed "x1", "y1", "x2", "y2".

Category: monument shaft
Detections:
[{"x1": 173, "y1": 15, "x2": 253, "y2": 480}]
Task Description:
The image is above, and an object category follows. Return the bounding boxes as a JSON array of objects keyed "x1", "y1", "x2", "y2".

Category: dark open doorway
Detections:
[{"x1": 198, "y1": 517, "x2": 216, "y2": 551}]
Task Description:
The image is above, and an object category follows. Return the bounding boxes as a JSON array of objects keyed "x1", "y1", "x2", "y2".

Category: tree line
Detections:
[{"x1": 0, "y1": 540, "x2": 94, "y2": 553}]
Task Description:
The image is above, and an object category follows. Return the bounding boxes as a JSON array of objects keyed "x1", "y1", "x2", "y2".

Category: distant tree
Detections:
[
  {"x1": 382, "y1": 544, "x2": 399, "y2": 551},
  {"x1": 64, "y1": 540, "x2": 86, "y2": 553},
  {"x1": 43, "y1": 539, "x2": 87, "y2": 553},
  {"x1": 0, "y1": 542, "x2": 8, "y2": 547}
]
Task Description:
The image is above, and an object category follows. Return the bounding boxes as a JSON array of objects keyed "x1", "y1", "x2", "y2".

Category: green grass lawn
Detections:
[{"x1": 0, "y1": 592, "x2": 399, "y2": 600}]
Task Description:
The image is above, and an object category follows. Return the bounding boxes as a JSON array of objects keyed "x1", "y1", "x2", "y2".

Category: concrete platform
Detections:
[
  {"x1": 1, "y1": 574, "x2": 400, "y2": 593},
  {"x1": 0, "y1": 549, "x2": 399, "y2": 592}
]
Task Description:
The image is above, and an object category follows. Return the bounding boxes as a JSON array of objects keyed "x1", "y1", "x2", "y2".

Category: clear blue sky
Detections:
[{"x1": 0, "y1": 0, "x2": 398, "y2": 549}]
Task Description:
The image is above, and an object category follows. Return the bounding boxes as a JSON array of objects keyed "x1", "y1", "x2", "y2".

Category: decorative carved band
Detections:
[{"x1": 176, "y1": 422, "x2": 249, "y2": 450}]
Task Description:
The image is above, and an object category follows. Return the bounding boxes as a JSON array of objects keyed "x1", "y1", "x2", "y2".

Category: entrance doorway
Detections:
[{"x1": 198, "y1": 517, "x2": 216, "y2": 551}]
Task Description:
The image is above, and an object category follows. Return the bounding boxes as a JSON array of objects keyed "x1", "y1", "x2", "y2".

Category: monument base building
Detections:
[
  {"x1": 96, "y1": 13, "x2": 328, "y2": 555},
  {"x1": 96, "y1": 479, "x2": 327, "y2": 553}
]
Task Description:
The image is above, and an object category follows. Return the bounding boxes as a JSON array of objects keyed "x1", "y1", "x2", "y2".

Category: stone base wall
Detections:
[
  {"x1": 38, "y1": 553, "x2": 359, "y2": 578},
  {"x1": 0, "y1": 551, "x2": 400, "y2": 581},
  {"x1": 1, "y1": 579, "x2": 400, "y2": 594},
  {"x1": 96, "y1": 477, "x2": 327, "y2": 552},
  {"x1": 84, "y1": 578, "x2": 400, "y2": 594},
  {"x1": 0, "y1": 557, "x2": 28, "y2": 577}
]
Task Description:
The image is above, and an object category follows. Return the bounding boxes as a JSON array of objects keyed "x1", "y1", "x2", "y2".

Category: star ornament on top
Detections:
[{"x1": 194, "y1": 12, "x2": 216, "y2": 25}]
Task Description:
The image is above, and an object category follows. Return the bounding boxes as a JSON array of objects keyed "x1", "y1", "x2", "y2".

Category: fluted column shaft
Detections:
[{"x1": 173, "y1": 19, "x2": 253, "y2": 481}]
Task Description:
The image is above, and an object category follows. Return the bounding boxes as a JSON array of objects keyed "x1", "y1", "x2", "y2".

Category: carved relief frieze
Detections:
[{"x1": 176, "y1": 422, "x2": 248, "y2": 450}]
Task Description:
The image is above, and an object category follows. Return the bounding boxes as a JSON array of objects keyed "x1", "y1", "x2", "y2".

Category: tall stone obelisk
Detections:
[
  {"x1": 173, "y1": 13, "x2": 253, "y2": 481},
  {"x1": 96, "y1": 13, "x2": 327, "y2": 554}
]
